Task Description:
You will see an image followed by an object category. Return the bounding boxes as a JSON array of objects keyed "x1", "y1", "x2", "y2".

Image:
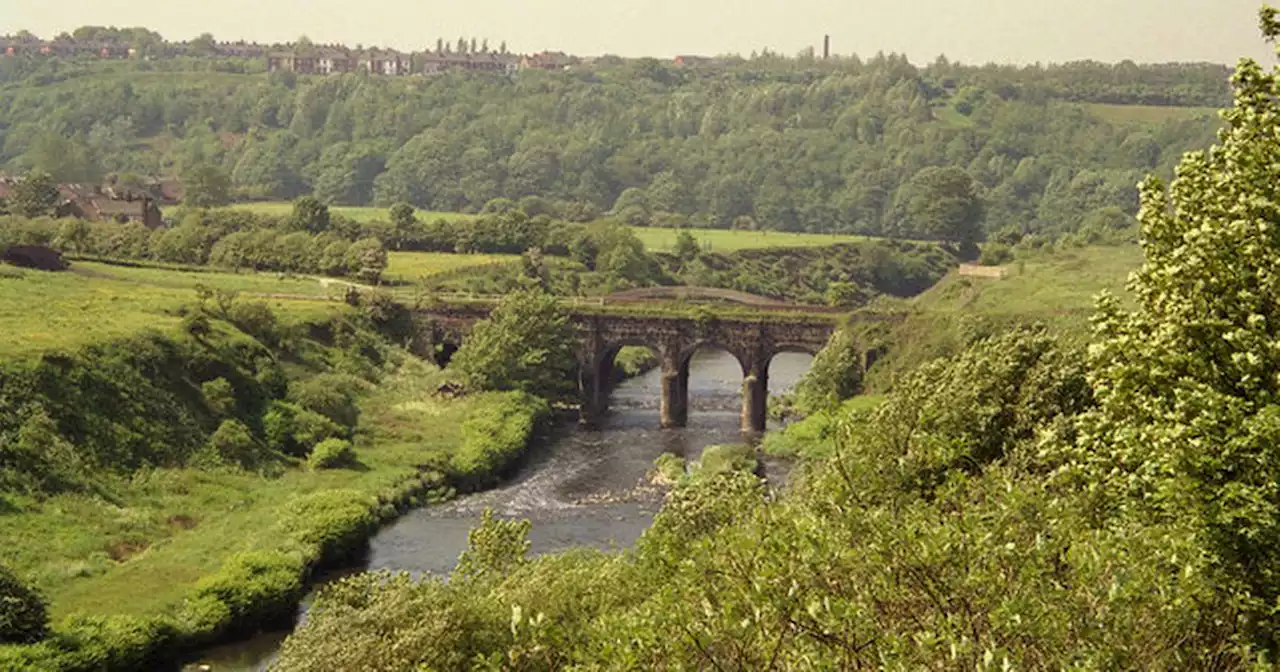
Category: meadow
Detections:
[
  {"x1": 858, "y1": 242, "x2": 1143, "y2": 390},
  {"x1": 228, "y1": 202, "x2": 873, "y2": 252},
  {"x1": 0, "y1": 262, "x2": 338, "y2": 359},
  {"x1": 384, "y1": 251, "x2": 518, "y2": 283}
]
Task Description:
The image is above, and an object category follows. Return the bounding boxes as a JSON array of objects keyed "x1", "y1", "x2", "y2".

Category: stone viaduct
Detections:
[{"x1": 420, "y1": 301, "x2": 889, "y2": 433}]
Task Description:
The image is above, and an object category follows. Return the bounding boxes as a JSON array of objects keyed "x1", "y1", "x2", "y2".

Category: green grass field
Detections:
[
  {"x1": 0, "y1": 262, "x2": 339, "y2": 359},
  {"x1": 384, "y1": 251, "x2": 518, "y2": 283},
  {"x1": 229, "y1": 202, "x2": 873, "y2": 252},
  {"x1": 634, "y1": 227, "x2": 870, "y2": 253},
  {"x1": 231, "y1": 202, "x2": 473, "y2": 224},
  {"x1": 1084, "y1": 103, "x2": 1220, "y2": 125}
]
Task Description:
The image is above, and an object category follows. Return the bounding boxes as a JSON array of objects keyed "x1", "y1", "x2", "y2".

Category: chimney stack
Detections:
[{"x1": 823, "y1": 35, "x2": 830, "y2": 60}]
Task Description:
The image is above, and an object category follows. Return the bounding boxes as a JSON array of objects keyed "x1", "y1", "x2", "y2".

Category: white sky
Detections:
[{"x1": 0, "y1": 0, "x2": 1275, "y2": 65}]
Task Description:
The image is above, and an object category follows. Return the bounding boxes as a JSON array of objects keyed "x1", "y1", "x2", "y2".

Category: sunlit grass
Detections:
[
  {"x1": 231, "y1": 202, "x2": 473, "y2": 224},
  {"x1": 384, "y1": 251, "x2": 519, "y2": 283},
  {"x1": 0, "y1": 262, "x2": 338, "y2": 359},
  {"x1": 631, "y1": 227, "x2": 871, "y2": 253}
]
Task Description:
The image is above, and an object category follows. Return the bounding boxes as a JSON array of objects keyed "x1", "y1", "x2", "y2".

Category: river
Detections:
[{"x1": 185, "y1": 349, "x2": 814, "y2": 671}]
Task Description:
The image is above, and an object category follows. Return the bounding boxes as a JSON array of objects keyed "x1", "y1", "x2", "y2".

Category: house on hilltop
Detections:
[{"x1": 521, "y1": 51, "x2": 577, "y2": 71}]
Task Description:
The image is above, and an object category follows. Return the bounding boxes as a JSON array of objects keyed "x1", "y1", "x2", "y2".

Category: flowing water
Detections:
[{"x1": 185, "y1": 350, "x2": 814, "y2": 671}]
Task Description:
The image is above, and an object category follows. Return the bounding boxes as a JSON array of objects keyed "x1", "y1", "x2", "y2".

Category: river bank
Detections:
[
  {"x1": 0, "y1": 333, "x2": 550, "y2": 671},
  {"x1": 187, "y1": 349, "x2": 813, "y2": 671}
]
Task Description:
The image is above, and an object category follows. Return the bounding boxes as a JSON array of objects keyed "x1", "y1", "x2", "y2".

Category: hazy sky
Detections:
[{"x1": 1, "y1": 0, "x2": 1275, "y2": 65}]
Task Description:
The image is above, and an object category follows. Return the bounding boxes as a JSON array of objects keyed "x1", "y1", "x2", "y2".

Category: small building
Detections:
[
  {"x1": 57, "y1": 187, "x2": 165, "y2": 229},
  {"x1": 521, "y1": 51, "x2": 576, "y2": 71},
  {"x1": 359, "y1": 49, "x2": 410, "y2": 75}
]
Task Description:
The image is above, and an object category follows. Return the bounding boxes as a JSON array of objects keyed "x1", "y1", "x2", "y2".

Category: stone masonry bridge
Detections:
[{"x1": 420, "y1": 301, "x2": 887, "y2": 433}]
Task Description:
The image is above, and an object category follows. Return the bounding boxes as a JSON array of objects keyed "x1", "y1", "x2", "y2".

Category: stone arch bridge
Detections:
[{"x1": 421, "y1": 303, "x2": 888, "y2": 433}]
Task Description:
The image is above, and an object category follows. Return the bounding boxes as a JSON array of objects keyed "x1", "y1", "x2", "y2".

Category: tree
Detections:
[
  {"x1": 182, "y1": 163, "x2": 231, "y2": 208},
  {"x1": 1063, "y1": 10, "x2": 1280, "y2": 649},
  {"x1": 347, "y1": 238, "x2": 388, "y2": 284},
  {"x1": 11, "y1": 171, "x2": 60, "y2": 219},
  {"x1": 291, "y1": 196, "x2": 331, "y2": 234},
  {"x1": 0, "y1": 563, "x2": 47, "y2": 644},
  {"x1": 389, "y1": 202, "x2": 417, "y2": 250},
  {"x1": 54, "y1": 219, "x2": 90, "y2": 254},
  {"x1": 673, "y1": 230, "x2": 700, "y2": 261},
  {"x1": 450, "y1": 287, "x2": 578, "y2": 399},
  {"x1": 894, "y1": 166, "x2": 984, "y2": 244}
]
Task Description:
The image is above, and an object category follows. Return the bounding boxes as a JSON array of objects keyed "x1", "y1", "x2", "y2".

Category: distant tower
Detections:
[{"x1": 823, "y1": 35, "x2": 830, "y2": 60}]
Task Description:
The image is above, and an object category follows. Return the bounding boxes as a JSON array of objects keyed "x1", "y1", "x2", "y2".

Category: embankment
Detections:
[{"x1": 0, "y1": 299, "x2": 551, "y2": 671}]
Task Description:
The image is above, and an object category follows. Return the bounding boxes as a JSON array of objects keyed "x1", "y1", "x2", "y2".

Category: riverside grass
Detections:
[{"x1": 0, "y1": 293, "x2": 550, "y2": 669}]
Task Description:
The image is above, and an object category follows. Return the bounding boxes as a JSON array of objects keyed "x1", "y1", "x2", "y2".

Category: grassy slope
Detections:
[
  {"x1": 384, "y1": 251, "x2": 518, "y2": 284},
  {"x1": 0, "y1": 262, "x2": 338, "y2": 359},
  {"x1": 860, "y1": 244, "x2": 1142, "y2": 390},
  {"x1": 1, "y1": 359, "x2": 472, "y2": 620}
]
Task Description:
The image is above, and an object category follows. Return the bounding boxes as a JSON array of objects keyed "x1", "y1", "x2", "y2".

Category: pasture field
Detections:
[
  {"x1": 384, "y1": 251, "x2": 518, "y2": 283},
  {"x1": 0, "y1": 262, "x2": 338, "y2": 359},
  {"x1": 231, "y1": 202, "x2": 472, "y2": 224},
  {"x1": 634, "y1": 227, "x2": 869, "y2": 253},
  {"x1": 226, "y1": 202, "x2": 875, "y2": 252}
]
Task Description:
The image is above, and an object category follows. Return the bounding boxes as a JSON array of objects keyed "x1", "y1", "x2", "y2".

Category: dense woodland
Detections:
[{"x1": 0, "y1": 45, "x2": 1230, "y2": 240}]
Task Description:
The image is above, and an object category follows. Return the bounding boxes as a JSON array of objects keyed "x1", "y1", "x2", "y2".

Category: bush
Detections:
[
  {"x1": 450, "y1": 392, "x2": 550, "y2": 484},
  {"x1": 307, "y1": 439, "x2": 356, "y2": 470},
  {"x1": 691, "y1": 444, "x2": 757, "y2": 477},
  {"x1": 184, "y1": 551, "x2": 305, "y2": 637},
  {"x1": 278, "y1": 490, "x2": 378, "y2": 565},
  {"x1": 979, "y1": 242, "x2": 1014, "y2": 266},
  {"x1": 289, "y1": 375, "x2": 361, "y2": 429},
  {"x1": 201, "y1": 377, "x2": 236, "y2": 417},
  {"x1": 0, "y1": 564, "x2": 47, "y2": 644},
  {"x1": 199, "y1": 419, "x2": 271, "y2": 469}
]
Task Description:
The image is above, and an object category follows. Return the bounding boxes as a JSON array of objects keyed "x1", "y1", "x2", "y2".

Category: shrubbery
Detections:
[
  {"x1": 0, "y1": 564, "x2": 47, "y2": 644},
  {"x1": 449, "y1": 392, "x2": 550, "y2": 485},
  {"x1": 307, "y1": 439, "x2": 356, "y2": 470}
]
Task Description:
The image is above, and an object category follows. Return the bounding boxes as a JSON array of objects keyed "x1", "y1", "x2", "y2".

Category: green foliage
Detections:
[
  {"x1": 690, "y1": 444, "x2": 757, "y2": 477},
  {"x1": 200, "y1": 377, "x2": 236, "y2": 417},
  {"x1": 793, "y1": 328, "x2": 865, "y2": 412},
  {"x1": 450, "y1": 391, "x2": 550, "y2": 484},
  {"x1": 307, "y1": 438, "x2": 356, "y2": 470},
  {"x1": 451, "y1": 288, "x2": 577, "y2": 399},
  {"x1": 9, "y1": 172, "x2": 59, "y2": 219},
  {"x1": 291, "y1": 196, "x2": 331, "y2": 234},
  {"x1": 184, "y1": 551, "x2": 305, "y2": 638},
  {"x1": 277, "y1": 490, "x2": 378, "y2": 564},
  {"x1": 198, "y1": 419, "x2": 272, "y2": 469},
  {"x1": 892, "y1": 166, "x2": 985, "y2": 244},
  {"x1": 0, "y1": 208, "x2": 391, "y2": 280},
  {"x1": 0, "y1": 564, "x2": 47, "y2": 644},
  {"x1": 672, "y1": 230, "x2": 700, "y2": 261},
  {"x1": 1052, "y1": 22, "x2": 1280, "y2": 648},
  {"x1": 288, "y1": 374, "x2": 361, "y2": 430},
  {"x1": 454, "y1": 509, "x2": 532, "y2": 581},
  {"x1": 650, "y1": 452, "x2": 686, "y2": 485},
  {"x1": 182, "y1": 163, "x2": 232, "y2": 208}
]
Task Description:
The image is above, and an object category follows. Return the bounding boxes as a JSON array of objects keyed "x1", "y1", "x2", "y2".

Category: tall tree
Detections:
[
  {"x1": 10, "y1": 171, "x2": 60, "y2": 219},
  {"x1": 893, "y1": 166, "x2": 984, "y2": 244},
  {"x1": 450, "y1": 287, "x2": 578, "y2": 400},
  {"x1": 182, "y1": 163, "x2": 231, "y2": 208}
]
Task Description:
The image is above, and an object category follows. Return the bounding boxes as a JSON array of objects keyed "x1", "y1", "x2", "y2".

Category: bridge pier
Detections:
[
  {"x1": 741, "y1": 361, "x2": 769, "y2": 434},
  {"x1": 659, "y1": 357, "x2": 689, "y2": 429}
]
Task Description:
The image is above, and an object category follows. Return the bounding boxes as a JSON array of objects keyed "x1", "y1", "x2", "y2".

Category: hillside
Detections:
[
  {"x1": 0, "y1": 58, "x2": 1225, "y2": 240},
  {"x1": 857, "y1": 243, "x2": 1142, "y2": 389}
]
